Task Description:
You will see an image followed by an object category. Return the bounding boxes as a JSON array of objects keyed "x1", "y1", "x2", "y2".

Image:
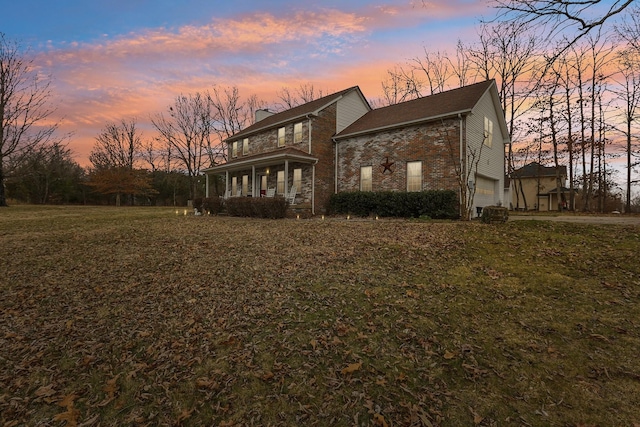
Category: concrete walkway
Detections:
[{"x1": 509, "y1": 214, "x2": 640, "y2": 225}]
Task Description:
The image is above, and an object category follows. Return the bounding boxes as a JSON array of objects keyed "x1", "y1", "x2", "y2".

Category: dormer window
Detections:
[
  {"x1": 242, "y1": 138, "x2": 249, "y2": 155},
  {"x1": 232, "y1": 141, "x2": 238, "y2": 158},
  {"x1": 294, "y1": 122, "x2": 303, "y2": 143},
  {"x1": 278, "y1": 127, "x2": 285, "y2": 147}
]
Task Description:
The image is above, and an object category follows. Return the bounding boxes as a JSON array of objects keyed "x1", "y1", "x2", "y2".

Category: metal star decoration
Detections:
[{"x1": 380, "y1": 157, "x2": 394, "y2": 174}]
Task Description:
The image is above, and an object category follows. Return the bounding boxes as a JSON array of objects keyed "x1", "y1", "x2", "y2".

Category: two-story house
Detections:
[
  {"x1": 510, "y1": 162, "x2": 569, "y2": 211},
  {"x1": 203, "y1": 80, "x2": 510, "y2": 217}
]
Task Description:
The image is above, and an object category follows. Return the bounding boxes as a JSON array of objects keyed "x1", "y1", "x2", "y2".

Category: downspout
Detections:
[
  {"x1": 307, "y1": 114, "x2": 312, "y2": 154},
  {"x1": 333, "y1": 137, "x2": 339, "y2": 194},
  {"x1": 312, "y1": 160, "x2": 317, "y2": 215},
  {"x1": 458, "y1": 113, "x2": 466, "y2": 219},
  {"x1": 205, "y1": 173, "x2": 209, "y2": 198}
]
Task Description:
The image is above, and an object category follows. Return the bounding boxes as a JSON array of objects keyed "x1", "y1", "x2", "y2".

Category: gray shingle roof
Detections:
[
  {"x1": 512, "y1": 162, "x2": 567, "y2": 178},
  {"x1": 227, "y1": 86, "x2": 361, "y2": 141},
  {"x1": 335, "y1": 80, "x2": 495, "y2": 139}
]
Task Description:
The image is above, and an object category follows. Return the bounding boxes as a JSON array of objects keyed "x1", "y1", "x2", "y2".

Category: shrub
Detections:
[
  {"x1": 225, "y1": 197, "x2": 289, "y2": 219},
  {"x1": 328, "y1": 190, "x2": 459, "y2": 219},
  {"x1": 202, "y1": 197, "x2": 224, "y2": 215}
]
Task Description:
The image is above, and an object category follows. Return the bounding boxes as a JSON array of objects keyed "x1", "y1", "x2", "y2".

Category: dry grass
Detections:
[{"x1": 1, "y1": 206, "x2": 639, "y2": 426}]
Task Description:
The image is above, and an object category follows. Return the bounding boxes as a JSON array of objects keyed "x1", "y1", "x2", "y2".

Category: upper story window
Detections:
[
  {"x1": 407, "y1": 161, "x2": 422, "y2": 192},
  {"x1": 278, "y1": 127, "x2": 285, "y2": 147},
  {"x1": 360, "y1": 166, "x2": 372, "y2": 192},
  {"x1": 242, "y1": 138, "x2": 249, "y2": 155},
  {"x1": 294, "y1": 122, "x2": 303, "y2": 144},
  {"x1": 484, "y1": 117, "x2": 493, "y2": 148},
  {"x1": 232, "y1": 141, "x2": 238, "y2": 158}
]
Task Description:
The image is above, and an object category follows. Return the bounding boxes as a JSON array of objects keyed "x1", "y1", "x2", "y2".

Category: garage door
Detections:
[{"x1": 474, "y1": 176, "x2": 497, "y2": 208}]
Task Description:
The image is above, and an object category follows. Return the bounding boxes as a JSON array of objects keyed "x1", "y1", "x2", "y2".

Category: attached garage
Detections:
[{"x1": 474, "y1": 175, "x2": 499, "y2": 211}]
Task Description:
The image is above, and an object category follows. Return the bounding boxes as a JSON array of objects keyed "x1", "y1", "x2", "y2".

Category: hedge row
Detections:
[
  {"x1": 225, "y1": 197, "x2": 289, "y2": 219},
  {"x1": 328, "y1": 190, "x2": 459, "y2": 219}
]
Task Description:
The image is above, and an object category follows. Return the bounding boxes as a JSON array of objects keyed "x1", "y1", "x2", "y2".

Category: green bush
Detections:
[
  {"x1": 328, "y1": 191, "x2": 459, "y2": 219},
  {"x1": 225, "y1": 197, "x2": 289, "y2": 219}
]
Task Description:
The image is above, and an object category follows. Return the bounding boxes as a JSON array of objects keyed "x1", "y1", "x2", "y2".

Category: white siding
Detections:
[
  {"x1": 466, "y1": 88, "x2": 507, "y2": 210},
  {"x1": 336, "y1": 91, "x2": 370, "y2": 133}
]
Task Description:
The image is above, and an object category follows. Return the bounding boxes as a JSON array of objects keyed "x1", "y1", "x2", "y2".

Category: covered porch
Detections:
[
  {"x1": 203, "y1": 148, "x2": 319, "y2": 214},
  {"x1": 537, "y1": 187, "x2": 571, "y2": 211}
]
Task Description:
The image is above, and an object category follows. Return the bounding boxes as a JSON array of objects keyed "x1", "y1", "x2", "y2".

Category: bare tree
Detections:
[
  {"x1": 612, "y1": 47, "x2": 640, "y2": 212},
  {"x1": 380, "y1": 67, "x2": 423, "y2": 106},
  {"x1": 0, "y1": 33, "x2": 58, "y2": 206},
  {"x1": 468, "y1": 21, "x2": 543, "y2": 182},
  {"x1": 276, "y1": 83, "x2": 325, "y2": 110},
  {"x1": 90, "y1": 118, "x2": 142, "y2": 170},
  {"x1": 412, "y1": 49, "x2": 451, "y2": 95},
  {"x1": 209, "y1": 85, "x2": 264, "y2": 166},
  {"x1": 616, "y1": 5, "x2": 640, "y2": 51},
  {"x1": 151, "y1": 93, "x2": 212, "y2": 199},
  {"x1": 492, "y1": 0, "x2": 634, "y2": 51}
]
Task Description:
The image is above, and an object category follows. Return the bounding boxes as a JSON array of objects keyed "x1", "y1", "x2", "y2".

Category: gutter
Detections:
[{"x1": 334, "y1": 109, "x2": 473, "y2": 141}]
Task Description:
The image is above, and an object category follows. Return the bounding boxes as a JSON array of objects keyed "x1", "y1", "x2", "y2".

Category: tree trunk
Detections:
[{"x1": 0, "y1": 161, "x2": 7, "y2": 207}]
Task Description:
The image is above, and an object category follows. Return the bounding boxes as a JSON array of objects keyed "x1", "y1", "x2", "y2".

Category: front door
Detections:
[{"x1": 261, "y1": 175, "x2": 267, "y2": 197}]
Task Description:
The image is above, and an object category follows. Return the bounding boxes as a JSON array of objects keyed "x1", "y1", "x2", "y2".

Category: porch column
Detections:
[
  {"x1": 284, "y1": 160, "x2": 289, "y2": 195},
  {"x1": 252, "y1": 165, "x2": 256, "y2": 197},
  {"x1": 205, "y1": 173, "x2": 209, "y2": 197},
  {"x1": 225, "y1": 171, "x2": 229, "y2": 194}
]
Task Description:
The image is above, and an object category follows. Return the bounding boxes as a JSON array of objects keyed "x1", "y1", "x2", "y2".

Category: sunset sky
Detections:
[{"x1": 3, "y1": 0, "x2": 493, "y2": 165}]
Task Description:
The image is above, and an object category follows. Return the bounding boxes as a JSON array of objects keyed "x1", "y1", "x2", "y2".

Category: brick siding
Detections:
[{"x1": 336, "y1": 118, "x2": 461, "y2": 194}]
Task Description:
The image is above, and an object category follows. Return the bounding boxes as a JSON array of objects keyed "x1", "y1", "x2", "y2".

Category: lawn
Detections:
[{"x1": 1, "y1": 206, "x2": 639, "y2": 426}]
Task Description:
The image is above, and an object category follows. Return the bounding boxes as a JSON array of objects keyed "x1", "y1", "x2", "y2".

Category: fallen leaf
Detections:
[
  {"x1": 469, "y1": 406, "x2": 483, "y2": 425},
  {"x1": 341, "y1": 362, "x2": 362, "y2": 375},
  {"x1": 444, "y1": 351, "x2": 456, "y2": 360},
  {"x1": 54, "y1": 407, "x2": 80, "y2": 427},
  {"x1": 57, "y1": 393, "x2": 77, "y2": 408},
  {"x1": 373, "y1": 413, "x2": 388, "y2": 427},
  {"x1": 103, "y1": 376, "x2": 119, "y2": 399},
  {"x1": 35, "y1": 384, "x2": 56, "y2": 398}
]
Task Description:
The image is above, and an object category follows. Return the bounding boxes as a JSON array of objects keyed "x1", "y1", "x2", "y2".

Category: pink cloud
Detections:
[{"x1": 36, "y1": 2, "x2": 487, "y2": 166}]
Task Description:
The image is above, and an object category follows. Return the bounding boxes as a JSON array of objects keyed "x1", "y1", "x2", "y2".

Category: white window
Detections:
[
  {"x1": 360, "y1": 166, "x2": 372, "y2": 192},
  {"x1": 242, "y1": 175, "x2": 248, "y2": 196},
  {"x1": 277, "y1": 170, "x2": 285, "y2": 194},
  {"x1": 278, "y1": 127, "x2": 285, "y2": 147},
  {"x1": 484, "y1": 117, "x2": 493, "y2": 147},
  {"x1": 294, "y1": 122, "x2": 303, "y2": 143},
  {"x1": 407, "y1": 161, "x2": 422, "y2": 192},
  {"x1": 231, "y1": 176, "x2": 237, "y2": 195},
  {"x1": 293, "y1": 168, "x2": 302, "y2": 191},
  {"x1": 242, "y1": 138, "x2": 248, "y2": 155},
  {"x1": 232, "y1": 141, "x2": 238, "y2": 158}
]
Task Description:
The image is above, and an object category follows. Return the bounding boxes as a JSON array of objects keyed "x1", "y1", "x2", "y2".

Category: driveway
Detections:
[{"x1": 509, "y1": 214, "x2": 640, "y2": 225}]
